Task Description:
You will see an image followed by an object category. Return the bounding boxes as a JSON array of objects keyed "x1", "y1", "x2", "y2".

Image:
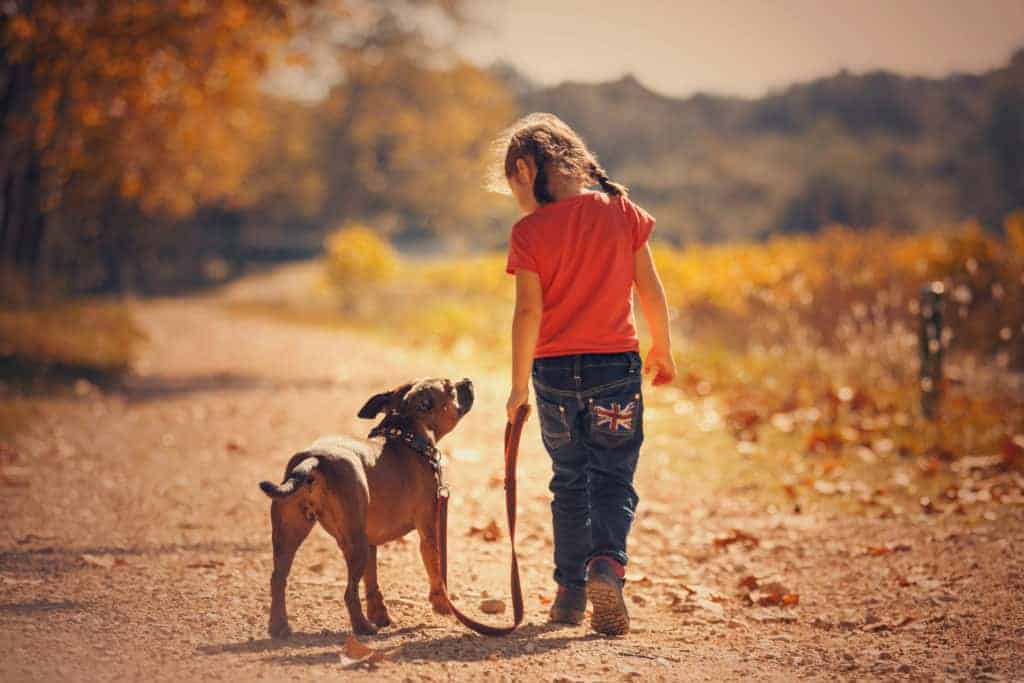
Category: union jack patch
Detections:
[{"x1": 594, "y1": 401, "x2": 636, "y2": 432}]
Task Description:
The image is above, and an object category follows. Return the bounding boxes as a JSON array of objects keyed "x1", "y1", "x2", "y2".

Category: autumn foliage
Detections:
[
  {"x1": 1, "y1": 1, "x2": 510, "y2": 294},
  {"x1": 318, "y1": 220, "x2": 1023, "y2": 486}
]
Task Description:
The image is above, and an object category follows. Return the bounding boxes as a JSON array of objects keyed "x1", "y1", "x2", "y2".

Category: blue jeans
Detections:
[{"x1": 532, "y1": 351, "x2": 643, "y2": 590}]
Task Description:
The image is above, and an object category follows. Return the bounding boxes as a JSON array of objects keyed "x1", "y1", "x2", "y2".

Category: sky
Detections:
[{"x1": 454, "y1": 0, "x2": 1024, "y2": 98}]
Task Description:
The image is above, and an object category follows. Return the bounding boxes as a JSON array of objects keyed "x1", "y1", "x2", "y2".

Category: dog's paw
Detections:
[
  {"x1": 429, "y1": 596, "x2": 452, "y2": 616},
  {"x1": 268, "y1": 621, "x2": 292, "y2": 639},
  {"x1": 352, "y1": 620, "x2": 379, "y2": 636},
  {"x1": 369, "y1": 610, "x2": 392, "y2": 628}
]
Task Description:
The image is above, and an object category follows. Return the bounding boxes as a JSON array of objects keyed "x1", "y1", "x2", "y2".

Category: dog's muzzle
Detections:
[{"x1": 456, "y1": 378, "x2": 474, "y2": 416}]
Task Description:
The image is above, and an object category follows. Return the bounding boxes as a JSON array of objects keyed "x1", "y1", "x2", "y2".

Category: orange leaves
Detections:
[
  {"x1": 341, "y1": 635, "x2": 390, "y2": 669},
  {"x1": 467, "y1": 520, "x2": 502, "y2": 542},
  {"x1": 806, "y1": 428, "x2": 843, "y2": 455},
  {"x1": 737, "y1": 576, "x2": 798, "y2": 609},
  {"x1": 6, "y1": 0, "x2": 316, "y2": 225},
  {"x1": 864, "y1": 543, "x2": 911, "y2": 557},
  {"x1": 712, "y1": 529, "x2": 760, "y2": 549}
]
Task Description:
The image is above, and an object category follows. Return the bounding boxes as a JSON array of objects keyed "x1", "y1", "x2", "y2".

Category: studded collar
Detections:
[{"x1": 368, "y1": 421, "x2": 442, "y2": 475}]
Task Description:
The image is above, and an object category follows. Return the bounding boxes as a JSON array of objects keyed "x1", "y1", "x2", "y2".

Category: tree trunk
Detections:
[{"x1": 1, "y1": 48, "x2": 47, "y2": 291}]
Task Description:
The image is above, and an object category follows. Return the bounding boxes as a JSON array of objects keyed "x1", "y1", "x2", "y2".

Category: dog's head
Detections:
[{"x1": 358, "y1": 377, "x2": 474, "y2": 441}]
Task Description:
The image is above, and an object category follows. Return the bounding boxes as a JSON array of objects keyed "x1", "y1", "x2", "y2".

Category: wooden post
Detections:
[{"x1": 919, "y1": 281, "x2": 944, "y2": 420}]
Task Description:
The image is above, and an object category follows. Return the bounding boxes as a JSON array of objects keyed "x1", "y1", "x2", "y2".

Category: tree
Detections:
[{"x1": 0, "y1": 0, "x2": 475, "y2": 293}]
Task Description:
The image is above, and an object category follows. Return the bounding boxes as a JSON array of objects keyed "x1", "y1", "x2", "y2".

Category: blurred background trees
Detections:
[
  {"x1": 1, "y1": 1, "x2": 1022, "y2": 298},
  {"x1": 1, "y1": 0, "x2": 511, "y2": 298}
]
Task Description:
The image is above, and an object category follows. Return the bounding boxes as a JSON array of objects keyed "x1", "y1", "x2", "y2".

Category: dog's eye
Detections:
[{"x1": 416, "y1": 396, "x2": 434, "y2": 412}]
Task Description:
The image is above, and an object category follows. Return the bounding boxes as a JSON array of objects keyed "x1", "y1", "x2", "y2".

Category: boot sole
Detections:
[
  {"x1": 548, "y1": 608, "x2": 585, "y2": 625},
  {"x1": 586, "y1": 574, "x2": 630, "y2": 635}
]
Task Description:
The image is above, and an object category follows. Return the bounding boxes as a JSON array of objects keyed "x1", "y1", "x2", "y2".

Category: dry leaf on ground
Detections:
[
  {"x1": 865, "y1": 543, "x2": 911, "y2": 556},
  {"x1": 341, "y1": 635, "x2": 389, "y2": 669},
  {"x1": 467, "y1": 520, "x2": 502, "y2": 542},
  {"x1": 713, "y1": 529, "x2": 760, "y2": 548},
  {"x1": 480, "y1": 598, "x2": 505, "y2": 614}
]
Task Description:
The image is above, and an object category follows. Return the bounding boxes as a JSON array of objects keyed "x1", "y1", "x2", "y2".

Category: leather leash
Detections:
[{"x1": 434, "y1": 403, "x2": 530, "y2": 636}]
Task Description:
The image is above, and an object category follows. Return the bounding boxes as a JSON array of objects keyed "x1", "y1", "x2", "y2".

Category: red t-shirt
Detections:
[{"x1": 505, "y1": 192, "x2": 655, "y2": 358}]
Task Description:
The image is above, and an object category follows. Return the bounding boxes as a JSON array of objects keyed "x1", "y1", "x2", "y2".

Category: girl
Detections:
[{"x1": 499, "y1": 113, "x2": 676, "y2": 636}]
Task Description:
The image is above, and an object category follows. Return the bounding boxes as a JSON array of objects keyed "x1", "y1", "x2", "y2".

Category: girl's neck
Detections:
[{"x1": 549, "y1": 180, "x2": 589, "y2": 203}]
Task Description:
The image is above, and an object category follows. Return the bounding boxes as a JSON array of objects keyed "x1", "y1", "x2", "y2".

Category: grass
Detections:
[
  {"x1": 226, "y1": 222, "x2": 1024, "y2": 514},
  {"x1": 0, "y1": 300, "x2": 146, "y2": 389}
]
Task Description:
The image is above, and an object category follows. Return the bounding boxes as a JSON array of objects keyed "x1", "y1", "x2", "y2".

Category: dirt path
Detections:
[{"x1": 2, "y1": 295, "x2": 1022, "y2": 681}]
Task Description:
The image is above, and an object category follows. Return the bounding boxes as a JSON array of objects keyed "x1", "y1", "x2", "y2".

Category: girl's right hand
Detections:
[
  {"x1": 644, "y1": 347, "x2": 677, "y2": 386},
  {"x1": 506, "y1": 386, "x2": 531, "y2": 424}
]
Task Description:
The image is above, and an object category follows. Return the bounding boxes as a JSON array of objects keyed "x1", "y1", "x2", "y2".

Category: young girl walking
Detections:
[{"x1": 499, "y1": 113, "x2": 676, "y2": 636}]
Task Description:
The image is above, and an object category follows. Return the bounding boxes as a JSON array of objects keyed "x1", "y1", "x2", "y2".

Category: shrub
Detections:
[
  {"x1": 0, "y1": 301, "x2": 146, "y2": 377},
  {"x1": 323, "y1": 223, "x2": 399, "y2": 290}
]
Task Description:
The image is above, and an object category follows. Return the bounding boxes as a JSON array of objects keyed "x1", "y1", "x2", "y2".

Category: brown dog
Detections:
[{"x1": 259, "y1": 377, "x2": 474, "y2": 637}]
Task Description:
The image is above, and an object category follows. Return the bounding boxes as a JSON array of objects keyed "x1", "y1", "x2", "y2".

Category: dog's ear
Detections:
[
  {"x1": 357, "y1": 392, "x2": 391, "y2": 419},
  {"x1": 357, "y1": 382, "x2": 414, "y2": 419}
]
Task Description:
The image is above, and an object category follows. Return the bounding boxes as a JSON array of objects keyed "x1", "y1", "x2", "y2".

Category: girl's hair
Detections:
[{"x1": 489, "y1": 112, "x2": 628, "y2": 204}]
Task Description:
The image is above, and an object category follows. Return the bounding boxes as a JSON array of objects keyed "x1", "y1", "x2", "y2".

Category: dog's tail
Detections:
[{"x1": 259, "y1": 456, "x2": 319, "y2": 499}]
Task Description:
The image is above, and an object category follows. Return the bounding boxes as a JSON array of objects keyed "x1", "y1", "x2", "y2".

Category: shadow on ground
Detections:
[
  {"x1": 121, "y1": 372, "x2": 341, "y2": 403},
  {"x1": 0, "y1": 541, "x2": 263, "y2": 577}
]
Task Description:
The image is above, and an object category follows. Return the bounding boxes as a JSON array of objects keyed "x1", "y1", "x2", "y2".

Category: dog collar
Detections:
[{"x1": 368, "y1": 425, "x2": 444, "y2": 487}]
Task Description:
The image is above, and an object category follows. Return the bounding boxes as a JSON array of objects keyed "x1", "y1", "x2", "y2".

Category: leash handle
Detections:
[{"x1": 435, "y1": 403, "x2": 530, "y2": 636}]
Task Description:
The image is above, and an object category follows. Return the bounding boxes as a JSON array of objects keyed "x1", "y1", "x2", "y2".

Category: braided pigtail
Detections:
[
  {"x1": 590, "y1": 162, "x2": 628, "y2": 197},
  {"x1": 532, "y1": 148, "x2": 556, "y2": 204},
  {"x1": 499, "y1": 113, "x2": 623, "y2": 204}
]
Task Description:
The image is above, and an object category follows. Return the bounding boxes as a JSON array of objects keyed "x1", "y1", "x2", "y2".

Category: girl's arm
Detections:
[
  {"x1": 507, "y1": 269, "x2": 543, "y2": 421},
  {"x1": 634, "y1": 244, "x2": 677, "y2": 385}
]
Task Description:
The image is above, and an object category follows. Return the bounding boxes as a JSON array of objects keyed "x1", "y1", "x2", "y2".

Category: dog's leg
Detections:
[
  {"x1": 337, "y1": 530, "x2": 377, "y2": 635},
  {"x1": 416, "y1": 525, "x2": 451, "y2": 615},
  {"x1": 363, "y1": 545, "x2": 391, "y2": 628},
  {"x1": 269, "y1": 500, "x2": 313, "y2": 639}
]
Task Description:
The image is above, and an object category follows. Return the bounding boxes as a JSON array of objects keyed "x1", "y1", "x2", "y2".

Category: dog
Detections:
[{"x1": 258, "y1": 377, "x2": 474, "y2": 636}]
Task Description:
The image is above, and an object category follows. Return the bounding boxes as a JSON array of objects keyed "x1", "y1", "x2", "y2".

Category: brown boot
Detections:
[
  {"x1": 586, "y1": 556, "x2": 629, "y2": 635},
  {"x1": 548, "y1": 585, "x2": 586, "y2": 625}
]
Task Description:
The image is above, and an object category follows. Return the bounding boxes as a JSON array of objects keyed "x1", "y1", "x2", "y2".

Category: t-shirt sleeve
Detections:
[
  {"x1": 505, "y1": 224, "x2": 539, "y2": 274},
  {"x1": 624, "y1": 198, "x2": 656, "y2": 251}
]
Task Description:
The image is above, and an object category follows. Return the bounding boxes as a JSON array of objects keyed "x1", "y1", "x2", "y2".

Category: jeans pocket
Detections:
[
  {"x1": 586, "y1": 387, "x2": 642, "y2": 449},
  {"x1": 536, "y1": 394, "x2": 572, "y2": 451}
]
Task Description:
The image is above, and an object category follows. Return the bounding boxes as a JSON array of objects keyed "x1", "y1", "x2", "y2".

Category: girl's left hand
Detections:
[{"x1": 506, "y1": 387, "x2": 531, "y2": 424}]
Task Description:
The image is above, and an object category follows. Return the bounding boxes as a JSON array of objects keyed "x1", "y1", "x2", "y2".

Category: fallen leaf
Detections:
[
  {"x1": 865, "y1": 543, "x2": 911, "y2": 556},
  {"x1": 738, "y1": 575, "x2": 759, "y2": 591},
  {"x1": 467, "y1": 520, "x2": 502, "y2": 542},
  {"x1": 747, "y1": 580, "x2": 799, "y2": 607},
  {"x1": 713, "y1": 529, "x2": 760, "y2": 548},
  {"x1": 81, "y1": 554, "x2": 118, "y2": 568},
  {"x1": 480, "y1": 598, "x2": 505, "y2": 614},
  {"x1": 341, "y1": 635, "x2": 388, "y2": 668},
  {"x1": 344, "y1": 635, "x2": 376, "y2": 659}
]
